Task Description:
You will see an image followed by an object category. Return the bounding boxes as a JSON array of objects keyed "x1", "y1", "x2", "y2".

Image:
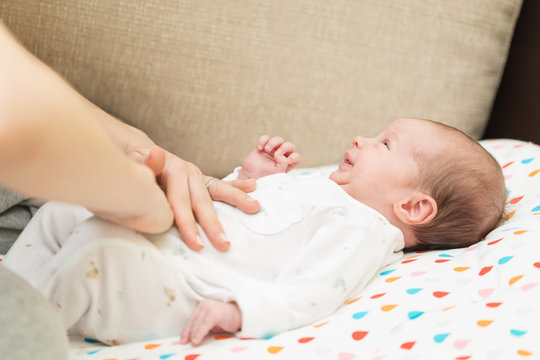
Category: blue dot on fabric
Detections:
[
  {"x1": 84, "y1": 338, "x2": 99, "y2": 343},
  {"x1": 438, "y1": 254, "x2": 454, "y2": 258},
  {"x1": 503, "y1": 227, "x2": 518, "y2": 232},
  {"x1": 433, "y1": 333, "x2": 450, "y2": 343},
  {"x1": 87, "y1": 350, "x2": 101, "y2": 355},
  {"x1": 498, "y1": 256, "x2": 513, "y2": 265},
  {"x1": 353, "y1": 311, "x2": 368, "y2": 320},
  {"x1": 408, "y1": 311, "x2": 424, "y2": 320},
  {"x1": 532, "y1": 205, "x2": 540, "y2": 212},
  {"x1": 160, "y1": 354, "x2": 175, "y2": 359},
  {"x1": 521, "y1": 158, "x2": 535, "y2": 164},
  {"x1": 406, "y1": 288, "x2": 423, "y2": 295},
  {"x1": 380, "y1": 269, "x2": 395, "y2": 276},
  {"x1": 510, "y1": 329, "x2": 527, "y2": 337}
]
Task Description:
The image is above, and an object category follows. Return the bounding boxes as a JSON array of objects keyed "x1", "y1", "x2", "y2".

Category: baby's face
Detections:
[{"x1": 330, "y1": 118, "x2": 441, "y2": 211}]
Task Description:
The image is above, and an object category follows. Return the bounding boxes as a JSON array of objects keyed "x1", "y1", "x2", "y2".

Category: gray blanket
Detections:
[{"x1": 0, "y1": 187, "x2": 42, "y2": 254}]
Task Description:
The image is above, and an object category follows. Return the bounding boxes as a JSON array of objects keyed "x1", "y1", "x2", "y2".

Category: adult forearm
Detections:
[{"x1": 0, "y1": 22, "x2": 172, "y2": 231}]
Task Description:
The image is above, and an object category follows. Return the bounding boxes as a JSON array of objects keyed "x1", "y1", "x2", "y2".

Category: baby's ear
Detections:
[{"x1": 393, "y1": 192, "x2": 437, "y2": 225}]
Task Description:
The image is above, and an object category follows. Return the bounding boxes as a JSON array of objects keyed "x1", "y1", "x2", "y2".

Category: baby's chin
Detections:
[{"x1": 328, "y1": 170, "x2": 345, "y2": 185}]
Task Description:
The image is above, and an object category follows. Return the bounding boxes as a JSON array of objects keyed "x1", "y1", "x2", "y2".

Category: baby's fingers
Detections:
[
  {"x1": 256, "y1": 135, "x2": 270, "y2": 150},
  {"x1": 286, "y1": 152, "x2": 302, "y2": 171},
  {"x1": 275, "y1": 142, "x2": 296, "y2": 157},
  {"x1": 263, "y1": 136, "x2": 285, "y2": 153}
]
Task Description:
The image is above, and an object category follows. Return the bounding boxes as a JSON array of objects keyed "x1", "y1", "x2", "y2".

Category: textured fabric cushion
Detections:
[{"x1": 0, "y1": 0, "x2": 522, "y2": 176}]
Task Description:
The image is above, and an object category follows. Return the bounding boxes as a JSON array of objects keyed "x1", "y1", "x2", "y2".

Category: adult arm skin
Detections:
[{"x1": 0, "y1": 22, "x2": 259, "y2": 243}]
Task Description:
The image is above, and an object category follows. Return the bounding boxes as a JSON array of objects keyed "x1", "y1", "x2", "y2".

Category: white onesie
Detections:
[{"x1": 6, "y1": 172, "x2": 404, "y2": 344}]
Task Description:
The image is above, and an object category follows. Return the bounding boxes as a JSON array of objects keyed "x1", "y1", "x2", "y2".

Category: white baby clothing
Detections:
[{"x1": 6, "y1": 172, "x2": 404, "y2": 344}]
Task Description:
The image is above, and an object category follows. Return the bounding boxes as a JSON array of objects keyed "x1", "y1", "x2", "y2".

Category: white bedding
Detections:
[{"x1": 18, "y1": 139, "x2": 540, "y2": 359}]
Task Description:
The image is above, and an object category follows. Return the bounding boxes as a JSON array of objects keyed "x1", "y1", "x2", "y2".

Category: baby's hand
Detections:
[
  {"x1": 180, "y1": 299, "x2": 242, "y2": 346},
  {"x1": 239, "y1": 135, "x2": 301, "y2": 180}
]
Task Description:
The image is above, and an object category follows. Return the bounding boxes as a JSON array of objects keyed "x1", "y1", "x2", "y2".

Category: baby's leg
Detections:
[
  {"x1": 4, "y1": 201, "x2": 92, "y2": 282},
  {"x1": 36, "y1": 217, "x2": 201, "y2": 345}
]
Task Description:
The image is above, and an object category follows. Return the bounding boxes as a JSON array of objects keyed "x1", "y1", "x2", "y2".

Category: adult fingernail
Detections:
[
  {"x1": 220, "y1": 233, "x2": 230, "y2": 244},
  {"x1": 196, "y1": 235, "x2": 204, "y2": 248}
]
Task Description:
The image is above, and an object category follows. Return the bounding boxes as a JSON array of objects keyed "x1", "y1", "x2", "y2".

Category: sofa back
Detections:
[{"x1": 0, "y1": 0, "x2": 522, "y2": 176}]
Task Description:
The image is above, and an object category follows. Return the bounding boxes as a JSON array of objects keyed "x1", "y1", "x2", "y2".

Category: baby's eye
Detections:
[{"x1": 383, "y1": 141, "x2": 390, "y2": 149}]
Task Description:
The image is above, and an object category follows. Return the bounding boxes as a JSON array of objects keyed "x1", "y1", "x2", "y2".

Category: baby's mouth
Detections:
[{"x1": 344, "y1": 152, "x2": 354, "y2": 166}]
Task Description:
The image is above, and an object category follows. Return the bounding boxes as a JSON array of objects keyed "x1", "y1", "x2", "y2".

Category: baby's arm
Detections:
[
  {"x1": 180, "y1": 299, "x2": 242, "y2": 346},
  {"x1": 238, "y1": 135, "x2": 301, "y2": 180}
]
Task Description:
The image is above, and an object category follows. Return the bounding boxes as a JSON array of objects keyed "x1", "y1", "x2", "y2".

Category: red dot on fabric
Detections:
[
  {"x1": 488, "y1": 238, "x2": 503, "y2": 246},
  {"x1": 433, "y1": 291, "x2": 450, "y2": 298},
  {"x1": 479, "y1": 266, "x2": 493, "y2": 276},
  {"x1": 298, "y1": 337, "x2": 314, "y2": 344},
  {"x1": 352, "y1": 331, "x2": 368, "y2": 341},
  {"x1": 400, "y1": 341, "x2": 415, "y2": 350},
  {"x1": 510, "y1": 196, "x2": 524, "y2": 204}
]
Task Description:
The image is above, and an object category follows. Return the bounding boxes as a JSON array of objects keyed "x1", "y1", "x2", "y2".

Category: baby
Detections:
[{"x1": 5, "y1": 118, "x2": 506, "y2": 346}]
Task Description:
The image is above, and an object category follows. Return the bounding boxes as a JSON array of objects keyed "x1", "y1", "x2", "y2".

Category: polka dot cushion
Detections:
[{"x1": 8, "y1": 139, "x2": 540, "y2": 360}]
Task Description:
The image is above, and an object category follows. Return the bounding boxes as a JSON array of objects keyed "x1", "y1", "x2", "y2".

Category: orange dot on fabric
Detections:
[
  {"x1": 385, "y1": 276, "x2": 401, "y2": 283},
  {"x1": 510, "y1": 196, "x2": 524, "y2": 204},
  {"x1": 529, "y1": 169, "x2": 540, "y2": 177},
  {"x1": 504, "y1": 210, "x2": 517, "y2": 221},
  {"x1": 443, "y1": 305, "x2": 457, "y2": 311},
  {"x1": 144, "y1": 344, "x2": 161, "y2": 349},
  {"x1": 518, "y1": 350, "x2": 533, "y2": 356},
  {"x1": 400, "y1": 341, "x2": 415, "y2": 350},
  {"x1": 510, "y1": 275, "x2": 524, "y2": 285},
  {"x1": 514, "y1": 230, "x2": 528, "y2": 235},
  {"x1": 298, "y1": 337, "x2": 314, "y2": 344},
  {"x1": 313, "y1": 321, "x2": 329, "y2": 328},
  {"x1": 352, "y1": 331, "x2": 368, "y2": 341},
  {"x1": 347, "y1": 297, "x2": 362, "y2": 305},
  {"x1": 454, "y1": 267, "x2": 470, "y2": 272},
  {"x1": 267, "y1": 346, "x2": 284, "y2": 354},
  {"x1": 456, "y1": 357, "x2": 471, "y2": 360},
  {"x1": 381, "y1": 305, "x2": 398, "y2": 312},
  {"x1": 477, "y1": 320, "x2": 494, "y2": 327}
]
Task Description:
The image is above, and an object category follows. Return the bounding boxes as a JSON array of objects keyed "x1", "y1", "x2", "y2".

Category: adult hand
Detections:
[{"x1": 141, "y1": 147, "x2": 261, "y2": 251}]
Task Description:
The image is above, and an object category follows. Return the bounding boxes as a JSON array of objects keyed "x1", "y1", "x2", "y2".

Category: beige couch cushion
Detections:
[{"x1": 0, "y1": 0, "x2": 521, "y2": 176}]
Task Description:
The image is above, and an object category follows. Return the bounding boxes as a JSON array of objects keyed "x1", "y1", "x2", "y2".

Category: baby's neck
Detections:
[{"x1": 331, "y1": 178, "x2": 417, "y2": 249}]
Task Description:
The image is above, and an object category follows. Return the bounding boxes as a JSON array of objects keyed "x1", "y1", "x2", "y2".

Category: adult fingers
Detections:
[
  {"x1": 143, "y1": 147, "x2": 167, "y2": 176},
  {"x1": 210, "y1": 179, "x2": 261, "y2": 214},
  {"x1": 189, "y1": 174, "x2": 230, "y2": 251},
  {"x1": 165, "y1": 167, "x2": 203, "y2": 250}
]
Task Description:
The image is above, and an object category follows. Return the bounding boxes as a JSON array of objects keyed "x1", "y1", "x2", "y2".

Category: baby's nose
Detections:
[{"x1": 353, "y1": 136, "x2": 368, "y2": 148}]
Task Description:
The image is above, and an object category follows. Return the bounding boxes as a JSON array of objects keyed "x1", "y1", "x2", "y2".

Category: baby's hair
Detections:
[{"x1": 407, "y1": 121, "x2": 507, "y2": 251}]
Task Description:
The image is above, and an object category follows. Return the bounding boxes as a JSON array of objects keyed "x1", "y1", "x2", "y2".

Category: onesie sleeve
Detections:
[{"x1": 233, "y1": 212, "x2": 403, "y2": 338}]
